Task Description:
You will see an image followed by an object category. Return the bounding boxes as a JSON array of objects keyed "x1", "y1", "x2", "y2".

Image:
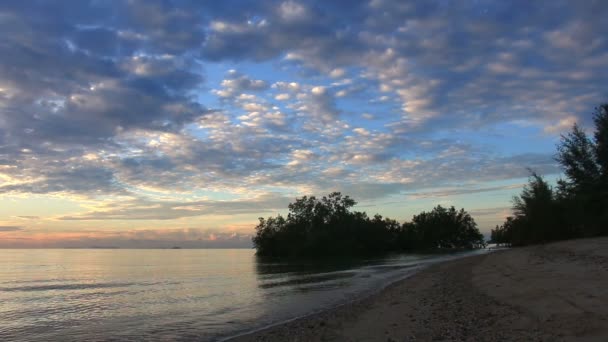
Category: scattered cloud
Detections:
[
  {"x1": 1, "y1": 1, "x2": 606, "y2": 246},
  {"x1": 214, "y1": 70, "x2": 269, "y2": 100},
  {"x1": 58, "y1": 193, "x2": 292, "y2": 221},
  {"x1": 406, "y1": 184, "x2": 524, "y2": 200}
]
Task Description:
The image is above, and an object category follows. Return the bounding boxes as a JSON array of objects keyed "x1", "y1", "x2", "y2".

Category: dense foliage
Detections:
[
  {"x1": 492, "y1": 103, "x2": 608, "y2": 246},
  {"x1": 252, "y1": 192, "x2": 485, "y2": 257},
  {"x1": 402, "y1": 206, "x2": 485, "y2": 250}
]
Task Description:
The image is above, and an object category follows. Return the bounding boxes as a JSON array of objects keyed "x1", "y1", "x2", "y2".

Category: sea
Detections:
[{"x1": 0, "y1": 249, "x2": 487, "y2": 341}]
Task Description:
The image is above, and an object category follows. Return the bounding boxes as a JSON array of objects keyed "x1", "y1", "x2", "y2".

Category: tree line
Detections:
[
  {"x1": 492, "y1": 103, "x2": 608, "y2": 246},
  {"x1": 252, "y1": 192, "x2": 485, "y2": 257}
]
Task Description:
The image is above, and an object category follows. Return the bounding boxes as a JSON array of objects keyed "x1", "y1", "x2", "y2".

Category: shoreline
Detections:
[
  {"x1": 229, "y1": 237, "x2": 608, "y2": 341},
  {"x1": 221, "y1": 260, "x2": 428, "y2": 342},
  {"x1": 221, "y1": 250, "x2": 487, "y2": 342}
]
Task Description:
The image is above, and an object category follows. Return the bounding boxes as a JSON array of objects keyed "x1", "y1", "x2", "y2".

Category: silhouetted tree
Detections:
[
  {"x1": 252, "y1": 215, "x2": 288, "y2": 256},
  {"x1": 404, "y1": 205, "x2": 485, "y2": 249},
  {"x1": 556, "y1": 124, "x2": 600, "y2": 192},
  {"x1": 492, "y1": 216, "x2": 525, "y2": 245},
  {"x1": 490, "y1": 224, "x2": 509, "y2": 246},
  {"x1": 506, "y1": 172, "x2": 575, "y2": 245},
  {"x1": 593, "y1": 104, "x2": 608, "y2": 232},
  {"x1": 253, "y1": 192, "x2": 397, "y2": 256},
  {"x1": 253, "y1": 193, "x2": 486, "y2": 257},
  {"x1": 496, "y1": 102, "x2": 608, "y2": 246},
  {"x1": 512, "y1": 172, "x2": 558, "y2": 242},
  {"x1": 594, "y1": 104, "x2": 608, "y2": 175},
  {"x1": 555, "y1": 103, "x2": 608, "y2": 236}
]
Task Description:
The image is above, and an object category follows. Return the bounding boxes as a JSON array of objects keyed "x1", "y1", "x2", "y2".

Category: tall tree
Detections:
[
  {"x1": 593, "y1": 104, "x2": 608, "y2": 176},
  {"x1": 555, "y1": 104, "x2": 608, "y2": 236},
  {"x1": 592, "y1": 104, "x2": 608, "y2": 234},
  {"x1": 511, "y1": 172, "x2": 563, "y2": 243},
  {"x1": 556, "y1": 124, "x2": 600, "y2": 192}
]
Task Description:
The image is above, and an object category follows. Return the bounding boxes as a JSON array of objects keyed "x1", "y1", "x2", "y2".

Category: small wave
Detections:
[
  {"x1": 295, "y1": 280, "x2": 350, "y2": 292},
  {"x1": 258, "y1": 271, "x2": 356, "y2": 289},
  {"x1": 1, "y1": 278, "x2": 78, "y2": 285},
  {"x1": 0, "y1": 282, "x2": 136, "y2": 292},
  {"x1": 363, "y1": 263, "x2": 420, "y2": 272}
]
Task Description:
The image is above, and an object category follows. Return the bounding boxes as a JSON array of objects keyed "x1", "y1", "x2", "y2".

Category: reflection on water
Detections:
[{"x1": 0, "y1": 249, "x2": 484, "y2": 341}]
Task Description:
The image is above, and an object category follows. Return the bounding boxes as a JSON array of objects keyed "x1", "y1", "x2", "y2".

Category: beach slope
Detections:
[{"x1": 231, "y1": 238, "x2": 608, "y2": 341}]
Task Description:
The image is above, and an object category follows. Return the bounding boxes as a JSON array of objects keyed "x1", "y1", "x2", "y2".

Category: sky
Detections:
[{"x1": 0, "y1": 0, "x2": 607, "y2": 248}]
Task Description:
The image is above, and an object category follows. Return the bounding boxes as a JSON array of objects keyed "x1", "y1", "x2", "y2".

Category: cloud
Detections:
[
  {"x1": 329, "y1": 68, "x2": 346, "y2": 78},
  {"x1": 0, "y1": 165, "x2": 123, "y2": 196},
  {"x1": 275, "y1": 93, "x2": 290, "y2": 101},
  {"x1": 294, "y1": 85, "x2": 341, "y2": 124},
  {"x1": 544, "y1": 115, "x2": 579, "y2": 134},
  {"x1": 201, "y1": 1, "x2": 365, "y2": 64},
  {"x1": 198, "y1": 1, "x2": 607, "y2": 132},
  {"x1": 406, "y1": 184, "x2": 524, "y2": 200},
  {"x1": 0, "y1": 3, "x2": 208, "y2": 140},
  {"x1": 58, "y1": 193, "x2": 292, "y2": 220},
  {"x1": 469, "y1": 207, "x2": 512, "y2": 218},
  {"x1": 0, "y1": 226, "x2": 23, "y2": 232},
  {"x1": 376, "y1": 152, "x2": 558, "y2": 190},
  {"x1": 0, "y1": 1, "x2": 606, "y2": 237},
  {"x1": 214, "y1": 70, "x2": 269, "y2": 100}
]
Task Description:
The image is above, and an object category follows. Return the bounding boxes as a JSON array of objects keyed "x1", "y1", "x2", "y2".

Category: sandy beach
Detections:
[{"x1": 230, "y1": 237, "x2": 608, "y2": 341}]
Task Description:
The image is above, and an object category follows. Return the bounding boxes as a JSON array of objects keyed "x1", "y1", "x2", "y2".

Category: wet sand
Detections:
[{"x1": 230, "y1": 237, "x2": 608, "y2": 341}]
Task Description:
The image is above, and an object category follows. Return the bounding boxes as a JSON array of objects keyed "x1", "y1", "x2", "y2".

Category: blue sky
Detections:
[{"x1": 0, "y1": 0, "x2": 606, "y2": 247}]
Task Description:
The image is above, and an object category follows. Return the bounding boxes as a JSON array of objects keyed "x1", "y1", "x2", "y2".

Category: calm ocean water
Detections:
[{"x1": 0, "y1": 249, "x2": 485, "y2": 341}]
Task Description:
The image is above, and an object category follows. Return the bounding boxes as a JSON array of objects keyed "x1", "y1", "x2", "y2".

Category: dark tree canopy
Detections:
[
  {"x1": 404, "y1": 205, "x2": 485, "y2": 249},
  {"x1": 555, "y1": 104, "x2": 608, "y2": 237},
  {"x1": 593, "y1": 104, "x2": 608, "y2": 174},
  {"x1": 252, "y1": 192, "x2": 485, "y2": 257},
  {"x1": 556, "y1": 124, "x2": 600, "y2": 192},
  {"x1": 493, "y1": 102, "x2": 608, "y2": 246},
  {"x1": 494, "y1": 173, "x2": 572, "y2": 246}
]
